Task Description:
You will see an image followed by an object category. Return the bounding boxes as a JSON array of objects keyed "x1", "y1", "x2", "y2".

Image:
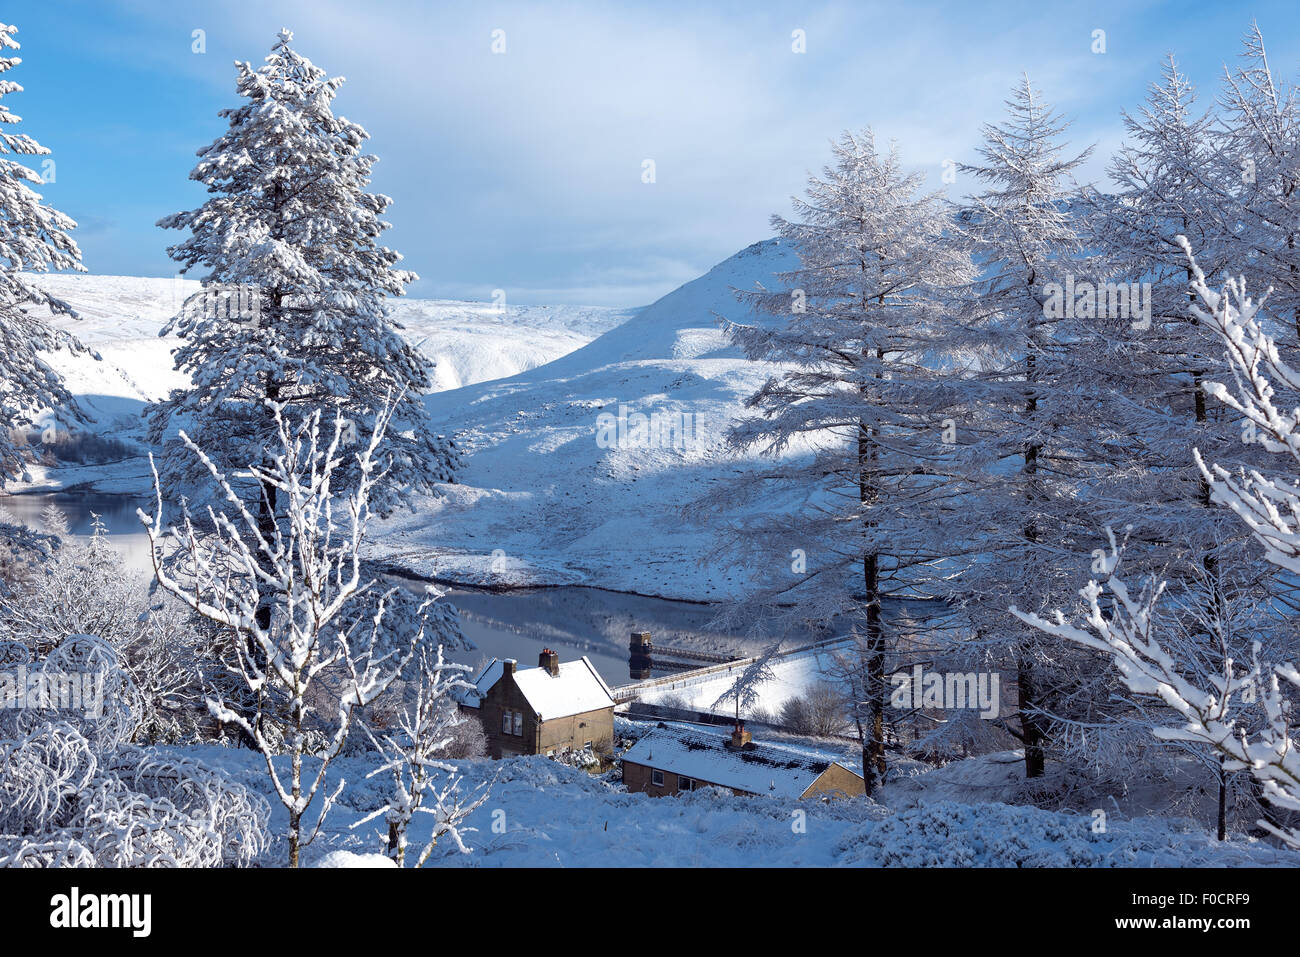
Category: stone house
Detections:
[
  {"x1": 620, "y1": 722, "x2": 864, "y2": 800},
  {"x1": 461, "y1": 649, "x2": 616, "y2": 760}
]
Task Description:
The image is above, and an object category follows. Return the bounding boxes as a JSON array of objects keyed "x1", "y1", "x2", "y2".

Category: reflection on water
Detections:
[
  {"x1": 433, "y1": 585, "x2": 759, "y2": 686},
  {"x1": 2, "y1": 492, "x2": 763, "y2": 687},
  {"x1": 2, "y1": 495, "x2": 941, "y2": 690},
  {"x1": 1, "y1": 491, "x2": 155, "y2": 576}
]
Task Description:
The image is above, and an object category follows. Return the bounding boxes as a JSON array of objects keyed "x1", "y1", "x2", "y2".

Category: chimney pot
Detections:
[{"x1": 539, "y1": 648, "x2": 560, "y2": 677}]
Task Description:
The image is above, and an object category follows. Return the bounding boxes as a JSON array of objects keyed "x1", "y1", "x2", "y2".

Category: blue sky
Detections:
[{"x1": 8, "y1": 0, "x2": 1300, "y2": 306}]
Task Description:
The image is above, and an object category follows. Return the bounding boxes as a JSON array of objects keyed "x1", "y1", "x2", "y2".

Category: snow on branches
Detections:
[
  {"x1": 0, "y1": 21, "x2": 88, "y2": 485},
  {"x1": 1013, "y1": 243, "x2": 1300, "y2": 848},
  {"x1": 0, "y1": 636, "x2": 270, "y2": 867},
  {"x1": 141, "y1": 396, "x2": 418, "y2": 866},
  {"x1": 149, "y1": 28, "x2": 454, "y2": 515},
  {"x1": 354, "y1": 643, "x2": 492, "y2": 866}
]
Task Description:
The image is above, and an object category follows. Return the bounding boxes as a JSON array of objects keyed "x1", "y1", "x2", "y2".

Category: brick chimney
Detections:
[
  {"x1": 539, "y1": 648, "x2": 559, "y2": 677},
  {"x1": 502, "y1": 659, "x2": 516, "y2": 676},
  {"x1": 727, "y1": 720, "x2": 753, "y2": 750}
]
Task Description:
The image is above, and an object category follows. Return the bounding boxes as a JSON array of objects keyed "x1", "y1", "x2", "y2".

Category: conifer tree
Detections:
[
  {"x1": 0, "y1": 22, "x2": 86, "y2": 485},
  {"x1": 149, "y1": 29, "x2": 455, "y2": 518}
]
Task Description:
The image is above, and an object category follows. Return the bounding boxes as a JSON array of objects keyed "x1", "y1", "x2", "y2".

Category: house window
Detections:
[
  {"x1": 651, "y1": 769, "x2": 664, "y2": 787},
  {"x1": 502, "y1": 710, "x2": 524, "y2": 736},
  {"x1": 678, "y1": 776, "x2": 695, "y2": 791},
  {"x1": 583, "y1": 740, "x2": 592, "y2": 749}
]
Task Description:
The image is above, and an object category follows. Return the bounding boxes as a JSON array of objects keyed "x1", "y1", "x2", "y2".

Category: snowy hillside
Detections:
[
  {"x1": 372, "y1": 240, "x2": 805, "y2": 600},
  {"x1": 22, "y1": 272, "x2": 632, "y2": 418},
  {"x1": 8, "y1": 273, "x2": 632, "y2": 492},
  {"x1": 14, "y1": 242, "x2": 808, "y2": 602}
]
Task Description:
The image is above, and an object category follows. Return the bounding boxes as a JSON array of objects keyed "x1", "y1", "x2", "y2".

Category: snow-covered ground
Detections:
[{"x1": 179, "y1": 727, "x2": 1299, "y2": 868}]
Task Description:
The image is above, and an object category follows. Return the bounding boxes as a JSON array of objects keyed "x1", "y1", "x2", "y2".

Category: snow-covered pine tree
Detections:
[
  {"x1": 0, "y1": 22, "x2": 86, "y2": 485},
  {"x1": 149, "y1": 28, "x2": 455, "y2": 517},
  {"x1": 709, "y1": 129, "x2": 974, "y2": 793}
]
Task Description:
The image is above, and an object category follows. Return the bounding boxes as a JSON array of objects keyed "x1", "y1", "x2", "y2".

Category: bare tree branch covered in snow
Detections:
[
  {"x1": 0, "y1": 513, "x2": 208, "y2": 742},
  {"x1": 354, "y1": 642, "x2": 492, "y2": 866},
  {"x1": 140, "y1": 398, "x2": 415, "y2": 866}
]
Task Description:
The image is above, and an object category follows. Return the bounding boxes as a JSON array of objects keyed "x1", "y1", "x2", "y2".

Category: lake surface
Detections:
[
  {"x1": 432, "y1": 583, "x2": 760, "y2": 684},
  {"x1": 1, "y1": 491, "x2": 155, "y2": 575},
  {"x1": 2, "y1": 491, "x2": 770, "y2": 685}
]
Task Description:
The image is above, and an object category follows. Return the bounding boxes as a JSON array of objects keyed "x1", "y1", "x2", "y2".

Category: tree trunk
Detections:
[
  {"x1": 859, "y1": 413, "x2": 886, "y2": 794},
  {"x1": 1021, "y1": 323, "x2": 1046, "y2": 779},
  {"x1": 1017, "y1": 660, "x2": 1046, "y2": 778},
  {"x1": 1217, "y1": 758, "x2": 1228, "y2": 841}
]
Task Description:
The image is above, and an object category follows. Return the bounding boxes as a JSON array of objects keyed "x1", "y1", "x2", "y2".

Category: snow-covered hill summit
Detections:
[{"x1": 372, "y1": 239, "x2": 806, "y2": 599}]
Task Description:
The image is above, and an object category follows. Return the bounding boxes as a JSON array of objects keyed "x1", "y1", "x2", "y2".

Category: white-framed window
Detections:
[
  {"x1": 501, "y1": 712, "x2": 512, "y2": 734},
  {"x1": 651, "y1": 769, "x2": 664, "y2": 787},
  {"x1": 678, "y1": 776, "x2": 695, "y2": 791},
  {"x1": 512, "y1": 711, "x2": 524, "y2": 735}
]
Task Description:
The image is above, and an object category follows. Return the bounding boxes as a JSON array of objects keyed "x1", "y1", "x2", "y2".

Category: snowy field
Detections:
[{"x1": 180, "y1": 730, "x2": 1299, "y2": 868}]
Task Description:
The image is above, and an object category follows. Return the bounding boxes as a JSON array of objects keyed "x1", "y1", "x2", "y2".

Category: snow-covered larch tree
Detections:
[
  {"x1": 949, "y1": 76, "x2": 1101, "y2": 781},
  {"x1": 1014, "y1": 242, "x2": 1300, "y2": 847},
  {"x1": 711, "y1": 644, "x2": 780, "y2": 728},
  {"x1": 140, "y1": 398, "x2": 418, "y2": 866},
  {"x1": 1211, "y1": 23, "x2": 1300, "y2": 343},
  {"x1": 707, "y1": 129, "x2": 975, "y2": 793},
  {"x1": 148, "y1": 28, "x2": 455, "y2": 520},
  {"x1": 1069, "y1": 56, "x2": 1276, "y2": 809},
  {"x1": 0, "y1": 22, "x2": 87, "y2": 485}
]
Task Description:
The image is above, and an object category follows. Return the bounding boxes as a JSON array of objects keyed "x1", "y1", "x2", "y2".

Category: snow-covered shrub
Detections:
[
  {"x1": 0, "y1": 508, "x2": 56, "y2": 597},
  {"x1": 443, "y1": 711, "x2": 487, "y2": 759},
  {"x1": 0, "y1": 640, "x2": 269, "y2": 867},
  {"x1": 355, "y1": 645, "x2": 492, "y2": 866},
  {"x1": 836, "y1": 800, "x2": 1282, "y2": 867},
  {"x1": 779, "y1": 682, "x2": 849, "y2": 736},
  {"x1": 0, "y1": 515, "x2": 209, "y2": 743}
]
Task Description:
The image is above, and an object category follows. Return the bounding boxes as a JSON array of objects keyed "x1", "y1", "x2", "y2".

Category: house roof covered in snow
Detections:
[
  {"x1": 620, "y1": 725, "x2": 860, "y2": 799},
  {"x1": 463, "y1": 655, "x2": 616, "y2": 721}
]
